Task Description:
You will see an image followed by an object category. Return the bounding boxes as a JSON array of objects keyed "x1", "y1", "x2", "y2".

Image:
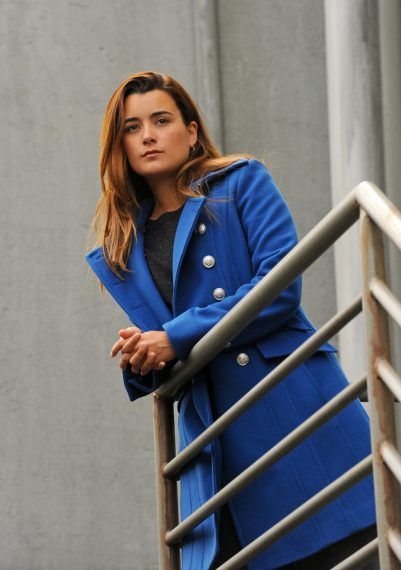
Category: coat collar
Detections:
[{"x1": 134, "y1": 158, "x2": 248, "y2": 234}]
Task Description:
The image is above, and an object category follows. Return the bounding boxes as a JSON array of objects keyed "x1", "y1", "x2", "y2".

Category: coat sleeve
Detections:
[
  {"x1": 121, "y1": 358, "x2": 178, "y2": 401},
  {"x1": 161, "y1": 159, "x2": 302, "y2": 361}
]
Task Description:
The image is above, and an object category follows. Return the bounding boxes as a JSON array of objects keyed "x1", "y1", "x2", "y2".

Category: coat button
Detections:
[
  {"x1": 224, "y1": 341, "x2": 232, "y2": 349},
  {"x1": 203, "y1": 255, "x2": 215, "y2": 268},
  {"x1": 213, "y1": 287, "x2": 226, "y2": 301},
  {"x1": 195, "y1": 222, "x2": 206, "y2": 235},
  {"x1": 236, "y1": 353, "x2": 249, "y2": 366}
]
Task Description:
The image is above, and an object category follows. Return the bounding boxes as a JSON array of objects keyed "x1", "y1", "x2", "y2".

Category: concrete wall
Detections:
[
  {"x1": 0, "y1": 1, "x2": 349, "y2": 567},
  {"x1": 218, "y1": 0, "x2": 336, "y2": 329},
  {"x1": 1, "y1": 2, "x2": 196, "y2": 568}
]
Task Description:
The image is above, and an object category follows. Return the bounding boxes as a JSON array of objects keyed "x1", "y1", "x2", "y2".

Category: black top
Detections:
[{"x1": 143, "y1": 204, "x2": 185, "y2": 310}]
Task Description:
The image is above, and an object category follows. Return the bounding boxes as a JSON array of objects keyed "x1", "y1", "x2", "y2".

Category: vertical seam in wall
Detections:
[
  {"x1": 190, "y1": 0, "x2": 199, "y2": 102},
  {"x1": 213, "y1": 0, "x2": 226, "y2": 153},
  {"x1": 192, "y1": 0, "x2": 225, "y2": 153}
]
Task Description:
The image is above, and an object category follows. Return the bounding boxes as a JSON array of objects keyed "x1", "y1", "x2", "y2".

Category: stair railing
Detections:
[{"x1": 151, "y1": 181, "x2": 401, "y2": 570}]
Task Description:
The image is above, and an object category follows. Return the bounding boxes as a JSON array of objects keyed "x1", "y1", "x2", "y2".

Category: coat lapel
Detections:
[
  {"x1": 86, "y1": 199, "x2": 172, "y2": 330},
  {"x1": 172, "y1": 158, "x2": 247, "y2": 307},
  {"x1": 172, "y1": 196, "x2": 206, "y2": 307},
  {"x1": 87, "y1": 196, "x2": 207, "y2": 327}
]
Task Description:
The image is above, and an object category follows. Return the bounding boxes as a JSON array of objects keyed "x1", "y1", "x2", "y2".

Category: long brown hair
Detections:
[{"x1": 88, "y1": 70, "x2": 253, "y2": 279}]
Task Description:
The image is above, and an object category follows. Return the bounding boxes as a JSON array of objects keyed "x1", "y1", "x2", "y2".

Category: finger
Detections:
[
  {"x1": 139, "y1": 352, "x2": 157, "y2": 376},
  {"x1": 155, "y1": 361, "x2": 166, "y2": 371},
  {"x1": 110, "y1": 328, "x2": 140, "y2": 357},
  {"x1": 119, "y1": 326, "x2": 142, "y2": 338},
  {"x1": 129, "y1": 344, "x2": 148, "y2": 374},
  {"x1": 110, "y1": 337, "x2": 126, "y2": 358},
  {"x1": 119, "y1": 351, "x2": 134, "y2": 369},
  {"x1": 121, "y1": 333, "x2": 142, "y2": 354}
]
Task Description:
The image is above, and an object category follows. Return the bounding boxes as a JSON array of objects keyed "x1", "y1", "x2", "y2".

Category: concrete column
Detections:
[
  {"x1": 378, "y1": 0, "x2": 401, "y2": 375},
  {"x1": 191, "y1": 0, "x2": 224, "y2": 151},
  {"x1": 324, "y1": 0, "x2": 385, "y2": 381}
]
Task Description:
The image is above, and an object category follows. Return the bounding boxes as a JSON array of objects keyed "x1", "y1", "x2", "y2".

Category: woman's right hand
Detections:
[{"x1": 110, "y1": 326, "x2": 166, "y2": 374}]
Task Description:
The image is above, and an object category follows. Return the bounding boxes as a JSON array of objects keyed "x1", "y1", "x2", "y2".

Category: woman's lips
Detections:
[{"x1": 143, "y1": 151, "x2": 163, "y2": 158}]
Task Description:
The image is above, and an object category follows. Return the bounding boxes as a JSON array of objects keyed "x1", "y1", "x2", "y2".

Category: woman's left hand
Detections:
[
  {"x1": 128, "y1": 331, "x2": 176, "y2": 375},
  {"x1": 112, "y1": 329, "x2": 176, "y2": 375}
]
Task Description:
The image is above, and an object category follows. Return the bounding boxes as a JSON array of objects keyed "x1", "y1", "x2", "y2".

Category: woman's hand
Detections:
[
  {"x1": 110, "y1": 327, "x2": 176, "y2": 376},
  {"x1": 110, "y1": 326, "x2": 143, "y2": 370},
  {"x1": 127, "y1": 330, "x2": 176, "y2": 375}
]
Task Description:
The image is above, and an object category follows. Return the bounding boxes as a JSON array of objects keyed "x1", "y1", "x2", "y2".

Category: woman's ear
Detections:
[{"x1": 188, "y1": 120, "x2": 198, "y2": 146}]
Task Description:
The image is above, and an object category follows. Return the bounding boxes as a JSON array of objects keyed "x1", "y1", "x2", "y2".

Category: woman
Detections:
[{"x1": 85, "y1": 71, "x2": 378, "y2": 569}]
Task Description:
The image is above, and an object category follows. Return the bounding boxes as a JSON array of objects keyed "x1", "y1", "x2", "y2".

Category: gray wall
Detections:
[
  {"x1": 1, "y1": 1, "x2": 338, "y2": 567},
  {"x1": 218, "y1": 0, "x2": 336, "y2": 328}
]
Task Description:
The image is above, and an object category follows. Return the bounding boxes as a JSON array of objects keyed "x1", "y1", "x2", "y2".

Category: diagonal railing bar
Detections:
[
  {"x1": 156, "y1": 182, "x2": 401, "y2": 402},
  {"x1": 155, "y1": 190, "x2": 361, "y2": 400},
  {"x1": 165, "y1": 375, "x2": 367, "y2": 545},
  {"x1": 163, "y1": 296, "x2": 362, "y2": 479},
  {"x1": 354, "y1": 182, "x2": 401, "y2": 252},
  {"x1": 153, "y1": 181, "x2": 401, "y2": 569},
  {"x1": 330, "y1": 538, "x2": 379, "y2": 570},
  {"x1": 388, "y1": 529, "x2": 401, "y2": 564},
  {"x1": 215, "y1": 456, "x2": 373, "y2": 570},
  {"x1": 381, "y1": 441, "x2": 401, "y2": 484},
  {"x1": 377, "y1": 358, "x2": 401, "y2": 402},
  {"x1": 370, "y1": 277, "x2": 401, "y2": 329}
]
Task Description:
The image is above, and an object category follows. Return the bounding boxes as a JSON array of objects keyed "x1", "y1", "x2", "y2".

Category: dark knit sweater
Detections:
[{"x1": 143, "y1": 204, "x2": 185, "y2": 309}]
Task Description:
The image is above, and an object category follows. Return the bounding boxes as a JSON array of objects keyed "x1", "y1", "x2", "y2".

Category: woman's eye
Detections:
[
  {"x1": 125, "y1": 119, "x2": 168, "y2": 133},
  {"x1": 125, "y1": 124, "x2": 138, "y2": 133}
]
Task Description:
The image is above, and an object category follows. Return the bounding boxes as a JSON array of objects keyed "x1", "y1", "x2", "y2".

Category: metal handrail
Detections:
[
  {"x1": 152, "y1": 181, "x2": 401, "y2": 570},
  {"x1": 331, "y1": 538, "x2": 379, "y2": 570},
  {"x1": 388, "y1": 529, "x2": 401, "y2": 564},
  {"x1": 216, "y1": 456, "x2": 373, "y2": 570},
  {"x1": 163, "y1": 296, "x2": 361, "y2": 479},
  {"x1": 377, "y1": 358, "x2": 401, "y2": 403},
  {"x1": 370, "y1": 278, "x2": 401, "y2": 328},
  {"x1": 165, "y1": 374, "x2": 367, "y2": 545},
  {"x1": 154, "y1": 181, "x2": 398, "y2": 401},
  {"x1": 155, "y1": 187, "x2": 359, "y2": 400}
]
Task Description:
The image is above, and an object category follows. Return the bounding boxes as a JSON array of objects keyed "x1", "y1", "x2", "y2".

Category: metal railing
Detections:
[{"x1": 151, "y1": 181, "x2": 401, "y2": 570}]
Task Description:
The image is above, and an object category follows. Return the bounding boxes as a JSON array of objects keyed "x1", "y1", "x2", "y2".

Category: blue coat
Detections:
[{"x1": 86, "y1": 158, "x2": 376, "y2": 569}]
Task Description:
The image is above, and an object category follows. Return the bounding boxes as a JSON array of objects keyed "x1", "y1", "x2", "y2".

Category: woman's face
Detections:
[{"x1": 122, "y1": 89, "x2": 198, "y2": 183}]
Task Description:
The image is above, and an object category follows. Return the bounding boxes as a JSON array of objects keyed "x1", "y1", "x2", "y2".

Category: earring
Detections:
[{"x1": 189, "y1": 141, "x2": 197, "y2": 154}]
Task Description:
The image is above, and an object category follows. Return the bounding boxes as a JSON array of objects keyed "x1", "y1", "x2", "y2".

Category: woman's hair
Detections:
[{"x1": 88, "y1": 70, "x2": 253, "y2": 280}]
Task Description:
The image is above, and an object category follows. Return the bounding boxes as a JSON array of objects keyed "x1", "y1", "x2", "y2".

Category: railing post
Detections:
[
  {"x1": 360, "y1": 209, "x2": 401, "y2": 569},
  {"x1": 153, "y1": 395, "x2": 181, "y2": 569}
]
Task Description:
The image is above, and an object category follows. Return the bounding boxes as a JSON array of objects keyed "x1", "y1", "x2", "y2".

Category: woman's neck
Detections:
[{"x1": 147, "y1": 178, "x2": 185, "y2": 219}]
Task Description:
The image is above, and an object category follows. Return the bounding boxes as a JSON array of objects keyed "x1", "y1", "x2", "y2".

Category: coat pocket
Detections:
[{"x1": 255, "y1": 328, "x2": 337, "y2": 360}]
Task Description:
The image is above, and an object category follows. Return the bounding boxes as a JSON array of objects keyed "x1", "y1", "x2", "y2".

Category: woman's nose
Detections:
[{"x1": 142, "y1": 124, "x2": 156, "y2": 142}]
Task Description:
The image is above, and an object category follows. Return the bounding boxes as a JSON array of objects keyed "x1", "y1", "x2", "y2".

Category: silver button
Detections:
[
  {"x1": 213, "y1": 287, "x2": 226, "y2": 301},
  {"x1": 236, "y1": 353, "x2": 249, "y2": 366},
  {"x1": 224, "y1": 341, "x2": 232, "y2": 349},
  {"x1": 195, "y1": 222, "x2": 206, "y2": 235},
  {"x1": 203, "y1": 255, "x2": 215, "y2": 268}
]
